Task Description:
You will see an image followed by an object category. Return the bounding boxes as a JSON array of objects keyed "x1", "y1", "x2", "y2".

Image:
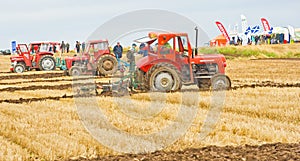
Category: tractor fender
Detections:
[
  {"x1": 37, "y1": 52, "x2": 54, "y2": 56},
  {"x1": 95, "y1": 53, "x2": 115, "y2": 61},
  {"x1": 35, "y1": 52, "x2": 54, "y2": 66},
  {"x1": 137, "y1": 58, "x2": 182, "y2": 73}
]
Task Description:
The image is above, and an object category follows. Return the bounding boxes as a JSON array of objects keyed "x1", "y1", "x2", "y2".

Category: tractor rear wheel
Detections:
[
  {"x1": 147, "y1": 63, "x2": 182, "y2": 92},
  {"x1": 14, "y1": 63, "x2": 25, "y2": 73},
  {"x1": 211, "y1": 74, "x2": 231, "y2": 91},
  {"x1": 39, "y1": 55, "x2": 56, "y2": 71},
  {"x1": 69, "y1": 66, "x2": 81, "y2": 76},
  {"x1": 97, "y1": 55, "x2": 118, "y2": 75}
]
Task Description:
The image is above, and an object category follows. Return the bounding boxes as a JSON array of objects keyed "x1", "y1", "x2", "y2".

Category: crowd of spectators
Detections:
[{"x1": 230, "y1": 33, "x2": 290, "y2": 46}]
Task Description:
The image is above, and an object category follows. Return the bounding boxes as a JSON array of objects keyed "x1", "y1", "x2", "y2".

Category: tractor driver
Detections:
[
  {"x1": 152, "y1": 43, "x2": 158, "y2": 53},
  {"x1": 33, "y1": 45, "x2": 39, "y2": 53},
  {"x1": 32, "y1": 45, "x2": 39, "y2": 63},
  {"x1": 88, "y1": 44, "x2": 96, "y2": 68},
  {"x1": 159, "y1": 42, "x2": 172, "y2": 55}
]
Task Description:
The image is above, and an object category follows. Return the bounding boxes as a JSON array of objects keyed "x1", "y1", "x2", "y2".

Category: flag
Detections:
[
  {"x1": 241, "y1": 15, "x2": 248, "y2": 34},
  {"x1": 245, "y1": 26, "x2": 251, "y2": 35},
  {"x1": 215, "y1": 21, "x2": 230, "y2": 43},
  {"x1": 261, "y1": 18, "x2": 271, "y2": 31},
  {"x1": 11, "y1": 41, "x2": 17, "y2": 54},
  {"x1": 251, "y1": 26, "x2": 260, "y2": 34}
]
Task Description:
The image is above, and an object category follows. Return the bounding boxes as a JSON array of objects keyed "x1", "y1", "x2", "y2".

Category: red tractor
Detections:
[
  {"x1": 65, "y1": 40, "x2": 118, "y2": 76},
  {"x1": 10, "y1": 44, "x2": 56, "y2": 73},
  {"x1": 101, "y1": 29, "x2": 231, "y2": 93}
]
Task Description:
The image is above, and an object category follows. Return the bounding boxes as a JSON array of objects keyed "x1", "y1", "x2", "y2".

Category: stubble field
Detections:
[{"x1": 0, "y1": 51, "x2": 299, "y2": 160}]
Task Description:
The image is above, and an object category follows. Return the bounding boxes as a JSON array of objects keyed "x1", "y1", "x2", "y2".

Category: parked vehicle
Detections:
[{"x1": 10, "y1": 44, "x2": 56, "y2": 73}]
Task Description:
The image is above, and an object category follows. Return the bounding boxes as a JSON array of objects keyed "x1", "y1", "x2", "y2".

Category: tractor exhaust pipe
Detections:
[{"x1": 194, "y1": 26, "x2": 198, "y2": 57}]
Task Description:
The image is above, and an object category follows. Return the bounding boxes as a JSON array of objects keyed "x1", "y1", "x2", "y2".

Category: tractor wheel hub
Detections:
[
  {"x1": 42, "y1": 58, "x2": 54, "y2": 69},
  {"x1": 103, "y1": 60, "x2": 113, "y2": 70},
  {"x1": 160, "y1": 78, "x2": 170, "y2": 87},
  {"x1": 154, "y1": 72, "x2": 173, "y2": 91}
]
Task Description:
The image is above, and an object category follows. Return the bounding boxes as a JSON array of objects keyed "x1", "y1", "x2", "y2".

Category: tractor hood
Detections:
[
  {"x1": 10, "y1": 55, "x2": 23, "y2": 62},
  {"x1": 192, "y1": 54, "x2": 227, "y2": 66}
]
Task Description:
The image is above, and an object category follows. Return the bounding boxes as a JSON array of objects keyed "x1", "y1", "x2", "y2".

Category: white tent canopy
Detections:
[{"x1": 272, "y1": 27, "x2": 290, "y2": 42}]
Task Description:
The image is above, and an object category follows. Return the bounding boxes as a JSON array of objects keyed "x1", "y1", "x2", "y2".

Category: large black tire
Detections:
[
  {"x1": 147, "y1": 63, "x2": 182, "y2": 92},
  {"x1": 13, "y1": 63, "x2": 25, "y2": 73},
  {"x1": 69, "y1": 66, "x2": 81, "y2": 76},
  {"x1": 97, "y1": 54, "x2": 118, "y2": 75},
  {"x1": 211, "y1": 74, "x2": 231, "y2": 91},
  {"x1": 39, "y1": 55, "x2": 56, "y2": 71}
]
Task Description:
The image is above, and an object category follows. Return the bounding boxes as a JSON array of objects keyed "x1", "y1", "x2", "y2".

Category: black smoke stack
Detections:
[{"x1": 194, "y1": 26, "x2": 198, "y2": 57}]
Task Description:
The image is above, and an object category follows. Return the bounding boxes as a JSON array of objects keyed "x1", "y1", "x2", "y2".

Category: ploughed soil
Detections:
[
  {"x1": 1, "y1": 80, "x2": 300, "y2": 104},
  {"x1": 0, "y1": 82, "x2": 108, "y2": 92},
  {"x1": 71, "y1": 142, "x2": 300, "y2": 161},
  {"x1": 0, "y1": 77, "x2": 94, "y2": 85},
  {"x1": 0, "y1": 72, "x2": 120, "y2": 81},
  {"x1": 251, "y1": 58, "x2": 300, "y2": 61},
  {"x1": 230, "y1": 80, "x2": 300, "y2": 90},
  {"x1": 0, "y1": 72, "x2": 65, "y2": 80}
]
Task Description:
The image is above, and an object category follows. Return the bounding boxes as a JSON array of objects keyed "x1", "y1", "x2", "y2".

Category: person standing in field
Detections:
[
  {"x1": 138, "y1": 43, "x2": 147, "y2": 57},
  {"x1": 113, "y1": 42, "x2": 123, "y2": 59},
  {"x1": 53, "y1": 45, "x2": 57, "y2": 53},
  {"x1": 61, "y1": 41, "x2": 66, "y2": 53},
  {"x1": 131, "y1": 43, "x2": 137, "y2": 52},
  {"x1": 75, "y1": 41, "x2": 81, "y2": 53},
  {"x1": 66, "y1": 43, "x2": 70, "y2": 53},
  {"x1": 81, "y1": 42, "x2": 85, "y2": 52}
]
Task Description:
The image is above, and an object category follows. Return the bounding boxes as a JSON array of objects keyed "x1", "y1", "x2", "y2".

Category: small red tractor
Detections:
[
  {"x1": 10, "y1": 43, "x2": 56, "y2": 73},
  {"x1": 101, "y1": 29, "x2": 231, "y2": 94},
  {"x1": 65, "y1": 40, "x2": 118, "y2": 76}
]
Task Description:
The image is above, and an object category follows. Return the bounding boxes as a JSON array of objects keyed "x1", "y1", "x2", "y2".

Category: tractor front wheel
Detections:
[
  {"x1": 211, "y1": 74, "x2": 231, "y2": 91},
  {"x1": 148, "y1": 63, "x2": 182, "y2": 92},
  {"x1": 97, "y1": 55, "x2": 118, "y2": 75},
  {"x1": 39, "y1": 55, "x2": 56, "y2": 71},
  {"x1": 69, "y1": 66, "x2": 81, "y2": 76},
  {"x1": 14, "y1": 63, "x2": 25, "y2": 73}
]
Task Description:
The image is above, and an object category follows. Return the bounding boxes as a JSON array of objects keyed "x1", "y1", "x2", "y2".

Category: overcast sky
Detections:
[{"x1": 0, "y1": 0, "x2": 299, "y2": 49}]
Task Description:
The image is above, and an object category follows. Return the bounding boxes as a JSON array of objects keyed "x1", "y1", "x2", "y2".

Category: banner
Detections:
[
  {"x1": 11, "y1": 41, "x2": 16, "y2": 54},
  {"x1": 241, "y1": 14, "x2": 249, "y2": 45},
  {"x1": 241, "y1": 15, "x2": 248, "y2": 34},
  {"x1": 261, "y1": 18, "x2": 271, "y2": 31},
  {"x1": 288, "y1": 25, "x2": 295, "y2": 39},
  {"x1": 295, "y1": 28, "x2": 300, "y2": 41},
  {"x1": 215, "y1": 21, "x2": 230, "y2": 43}
]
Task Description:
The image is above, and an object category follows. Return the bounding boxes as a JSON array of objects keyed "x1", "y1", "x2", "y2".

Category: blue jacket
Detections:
[{"x1": 113, "y1": 45, "x2": 123, "y2": 58}]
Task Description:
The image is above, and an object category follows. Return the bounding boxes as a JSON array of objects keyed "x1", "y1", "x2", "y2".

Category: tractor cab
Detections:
[
  {"x1": 84, "y1": 40, "x2": 110, "y2": 61},
  {"x1": 135, "y1": 32, "x2": 194, "y2": 81},
  {"x1": 135, "y1": 32, "x2": 192, "y2": 61},
  {"x1": 13, "y1": 44, "x2": 34, "y2": 67},
  {"x1": 29, "y1": 42, "x2": 60, "y2": 54},
  {"x1": 65, "y1": 40, "x2": 110, "y2": 70},
  {"x1": 65, "y1": 40, "x2": 117, "y2": 76}
]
